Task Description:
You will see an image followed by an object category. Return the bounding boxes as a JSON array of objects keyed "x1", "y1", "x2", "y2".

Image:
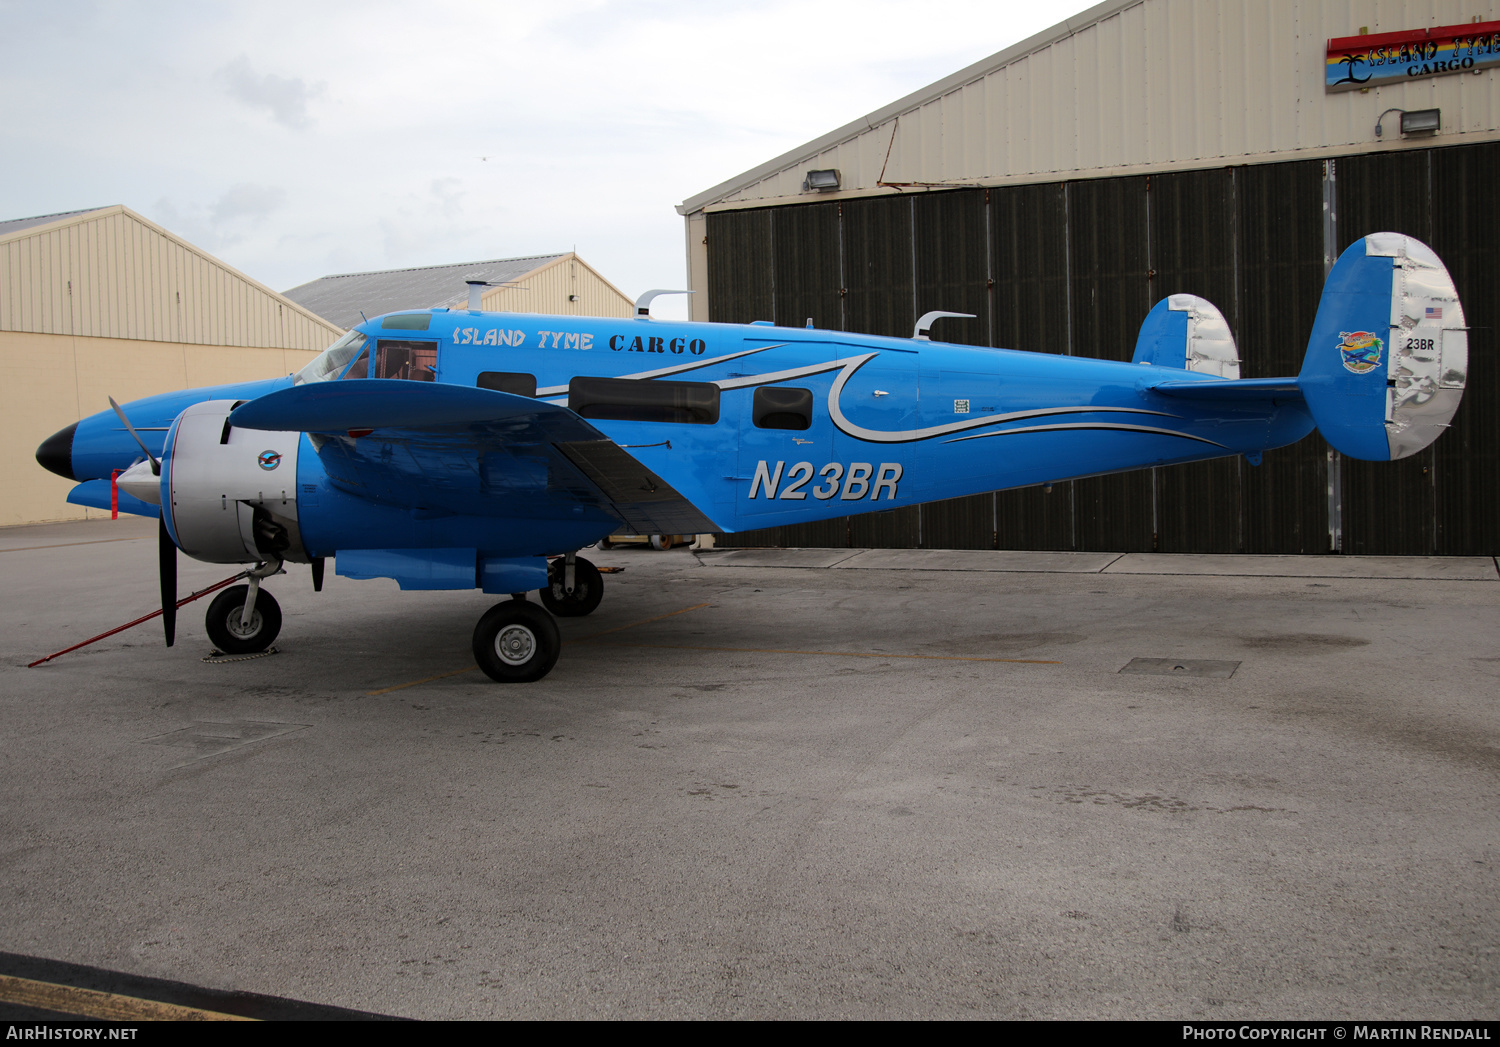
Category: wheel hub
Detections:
[
  {"x1": 494, "y1": 624, "x2": 536, "y2": 666},
  {"x1": 226, "y1": 610, "x2": 262, "y2": 639}
]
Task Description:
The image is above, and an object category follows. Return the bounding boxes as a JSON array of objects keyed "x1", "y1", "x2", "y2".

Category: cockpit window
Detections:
[{"x1": 294, "y1": 331, "x2": 368, "y2": 385}]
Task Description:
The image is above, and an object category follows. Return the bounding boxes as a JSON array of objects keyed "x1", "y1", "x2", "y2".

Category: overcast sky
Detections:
[{"x1": 3, "y1": 0, "x2": 1074, "y2": 321}]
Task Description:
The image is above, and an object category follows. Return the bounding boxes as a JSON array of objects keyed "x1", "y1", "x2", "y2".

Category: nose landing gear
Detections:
[{"x1": 203, "y1": 560, "x2": 284, "y2": 654}]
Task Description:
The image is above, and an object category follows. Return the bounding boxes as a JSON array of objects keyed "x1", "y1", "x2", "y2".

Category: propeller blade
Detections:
[
  {"x1": 159, "y1": 517, "x2": 177, "y2": 647},
  {"x1": 108, "y1": 396, "x2": 161, "y2": 474},
  {"x1": 311, "y1": 557, "x2": 325, "y2": 593}
]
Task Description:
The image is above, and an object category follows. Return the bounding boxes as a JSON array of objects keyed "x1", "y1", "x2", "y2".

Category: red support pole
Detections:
[{"x1": 110, "y1": 469, "x2": 120, "y2": 520}]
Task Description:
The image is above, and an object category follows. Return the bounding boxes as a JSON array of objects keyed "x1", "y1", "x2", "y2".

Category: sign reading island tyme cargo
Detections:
[{"x1": 1327, "y1": 20, "x2": 1500, "y2": 90}]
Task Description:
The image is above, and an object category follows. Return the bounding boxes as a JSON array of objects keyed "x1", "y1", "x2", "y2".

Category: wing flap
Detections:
[{"x1": 557, "y1": 440, "x2": 720, "y2": 535}]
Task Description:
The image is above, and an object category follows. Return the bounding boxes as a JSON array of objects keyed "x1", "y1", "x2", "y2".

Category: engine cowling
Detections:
[{"x1": 160, "y1": 400, "x2": 310, "y2": 564}]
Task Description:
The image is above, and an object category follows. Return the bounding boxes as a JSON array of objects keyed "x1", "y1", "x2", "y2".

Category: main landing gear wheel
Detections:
[
  {"x1": 204, "y1": 585, "x2": 282, "y2": 655},
  {"x1": 472, "y1": 600, "x2": 561, "y2": 683},
  {"x1": 538, "y1": 557, "x2": 603, "y2": 617}
]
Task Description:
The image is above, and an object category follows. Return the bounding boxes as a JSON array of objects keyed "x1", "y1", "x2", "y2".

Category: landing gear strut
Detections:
[
  {"x1": 538, "y1": 554, "x2": 603, "y2": 617},
  {"x1": 203, "y1": 560, "x2": 283, "y2": 654}
]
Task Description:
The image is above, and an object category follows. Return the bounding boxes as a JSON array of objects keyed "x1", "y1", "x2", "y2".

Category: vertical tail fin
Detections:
[
  {"x1": 1133, "y1": 294, "x2": 1240, "y2": 378},
  {"x1": 1298, "y1": 233, "x2": 1467, "y2": 461}
]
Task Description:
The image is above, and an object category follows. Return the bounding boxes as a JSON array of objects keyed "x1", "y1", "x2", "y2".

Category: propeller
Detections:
[
  {"x1": 109, "y1": 395, "x2": 176, "y2": 646},
  {"x1": 159, "y1": 516, "x2": 177, "y2": 647},
  {"x1": 108, "y1": 396, "x2": 161, "y2": 475}
]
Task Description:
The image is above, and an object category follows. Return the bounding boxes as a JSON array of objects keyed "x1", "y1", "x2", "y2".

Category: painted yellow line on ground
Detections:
[
  {"x1": 366, "y1": 665, "x2": 479, "y2": 695},
  {"x1": 587, "y1": 641, "x2": 1061, "y2": 664},
  {"x1": 366, "y1": 602, "x2": 713, "y2": 695},
  {"x1": 571, "y1": 602, "x2": 711, "y2": 642},
  {"x1": 0, "y1": 973, "x2": 256, "y2": 1021},
  {"x1": 0, "y1": 536, "x2": 149, "y2": 553}
]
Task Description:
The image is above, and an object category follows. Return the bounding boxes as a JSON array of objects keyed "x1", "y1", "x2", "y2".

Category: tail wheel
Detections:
[
  {"x1": 472, "y1": 601, "x2": 560, "y2": 683},
  {"x1": 204, "y1": 585, "x2": 282, "y2": 654},
  {"x1": 538, "y1": 557, "x2": 603, "y2": 617}
]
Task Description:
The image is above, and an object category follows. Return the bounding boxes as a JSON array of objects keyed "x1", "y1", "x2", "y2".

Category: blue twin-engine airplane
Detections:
[{"x1": 35, "y1": 233, "x2": 1469, "y2": 681}]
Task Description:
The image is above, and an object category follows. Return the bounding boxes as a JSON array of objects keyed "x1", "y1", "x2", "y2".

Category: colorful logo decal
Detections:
[
  {"x1": 257, "y1": 450, "x2": 282, "y2": 471},
  {"x1": 1338, "y1": 331, "x2": 1384, "y2": 374}
]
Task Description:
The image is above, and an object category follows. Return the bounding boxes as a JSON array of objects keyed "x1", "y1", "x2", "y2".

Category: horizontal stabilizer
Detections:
[{"x1": 1148, "y1": 377, "x2": 1303, "y2": 402}]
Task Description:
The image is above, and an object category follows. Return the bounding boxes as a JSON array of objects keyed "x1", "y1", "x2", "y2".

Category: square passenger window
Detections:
[
  {"x1": 753, "y1": 386, "x2": 813, "y2": 430},
  {"x1": 477, "y1": 372, "x2": 537, "y2": 397}
]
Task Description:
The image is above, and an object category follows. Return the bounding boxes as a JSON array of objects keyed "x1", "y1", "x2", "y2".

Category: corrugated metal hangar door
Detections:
[{"x1": 706, "y1": 142, "x2": 1499, "y2": 557}]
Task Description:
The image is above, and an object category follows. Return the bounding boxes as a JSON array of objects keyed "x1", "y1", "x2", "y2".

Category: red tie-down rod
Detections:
[{"x1": 28, "y1": 572, "x2": 245, "y2": 668}]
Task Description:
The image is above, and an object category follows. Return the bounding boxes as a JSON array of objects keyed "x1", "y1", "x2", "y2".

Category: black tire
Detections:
[
  {"x1": 472, "y1": 601, "x2": 560, "y2": 683},
  {"x1": 537, "y1": 557, "x2": 604, "y2": 617},
  {"x1": 204, "y1": 585, "x2": 282, "y2": 654}
]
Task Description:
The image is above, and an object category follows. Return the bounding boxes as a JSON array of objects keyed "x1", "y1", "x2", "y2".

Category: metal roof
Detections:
[
  {"x1": 677, "y1": 0, "x2": 1500, "y2": 215},
  {"x1": 0, "y1": 207, "x2": 110, "y2": 239},
  {"x1": 282, "y1": 254, "x2": 568, "y2": 329}
]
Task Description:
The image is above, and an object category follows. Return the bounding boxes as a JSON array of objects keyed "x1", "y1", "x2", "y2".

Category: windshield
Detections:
[{"x1": 294, "y1": 330, "x2": 369, "y2": 386}]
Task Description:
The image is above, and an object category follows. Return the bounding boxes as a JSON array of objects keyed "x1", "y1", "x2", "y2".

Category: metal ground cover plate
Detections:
[{"x1": 1119, "y1": 657, "x2": 1240, "y2": 678}]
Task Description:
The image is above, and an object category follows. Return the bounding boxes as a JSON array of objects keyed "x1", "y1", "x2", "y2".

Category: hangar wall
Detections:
[
  {"x1": 3, "y1": 207, "x2": 342, "y2": 527},
  {"x1": 704, "y1": 142, "x2": 1499, "y2": 556}
]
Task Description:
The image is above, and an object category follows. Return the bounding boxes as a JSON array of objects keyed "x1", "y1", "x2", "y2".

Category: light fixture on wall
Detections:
[
  {"x1": 1400, "y1": 108, "x2": 1441, "y2": 135},
  {"x1": 1375, "y1": 108, "x2": 1441, "y2": 138},
  {"x1": 803, "y1": 169, "x2": 841, "y2": 192}
]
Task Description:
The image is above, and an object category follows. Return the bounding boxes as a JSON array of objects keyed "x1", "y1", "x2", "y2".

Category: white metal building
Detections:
[{"x1": 3, "y1": 206, "x2": 342, "y2": 526}]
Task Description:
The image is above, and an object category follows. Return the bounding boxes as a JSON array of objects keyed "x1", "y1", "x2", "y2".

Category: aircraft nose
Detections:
[{"x1": 35, "y1": 422, "x2": 78, "y2": 480}]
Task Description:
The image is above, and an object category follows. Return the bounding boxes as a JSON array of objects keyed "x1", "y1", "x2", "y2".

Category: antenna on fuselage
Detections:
[
  {"x1": 465, "y1": 278, "x2": 490, "y2": 310},
  {"x1": 634, "y1": 288, "x2": 694, "y2": 319},
  {"x1": 464, "y1": 276, "x2": 524, "y2": 311},
  {"x1": 912, "y1": 311, "x2": 976, "y2": 341}
]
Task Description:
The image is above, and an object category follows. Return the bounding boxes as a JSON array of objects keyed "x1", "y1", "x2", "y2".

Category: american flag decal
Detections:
[{"x1": 1426, "y1": 306, "x2": 1444, "y2": 320}]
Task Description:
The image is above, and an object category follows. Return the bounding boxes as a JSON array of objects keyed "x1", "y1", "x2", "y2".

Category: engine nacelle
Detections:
[{"x1": 161, "y1": 400, "x2": 310, "y2": 564}]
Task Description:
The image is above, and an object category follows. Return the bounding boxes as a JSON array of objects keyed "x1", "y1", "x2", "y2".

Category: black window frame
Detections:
[{"x1": 568, "y1": 376, "x2": 720, "y2": 425}]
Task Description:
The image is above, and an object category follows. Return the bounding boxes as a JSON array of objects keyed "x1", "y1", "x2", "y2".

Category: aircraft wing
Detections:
[{"x1": 229, "y1": 380, "x2": 721, "y2": 534}]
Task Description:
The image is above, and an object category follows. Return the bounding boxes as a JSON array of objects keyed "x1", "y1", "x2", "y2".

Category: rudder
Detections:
[{"x1": 1298, "y1": 233, "x2": 1467, "y2": 461}]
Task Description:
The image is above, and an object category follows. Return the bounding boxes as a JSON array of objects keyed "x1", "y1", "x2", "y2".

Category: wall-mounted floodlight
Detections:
[
  {"x1": 803, "y1": 169, "x2": 841, "y2": 193},
  {"x1": 1376, "y1": 107, "x2": 1442, "y2": 138},
  {"x1": 1400, "y1": 108, "x2": 1441, "y2": 135}
]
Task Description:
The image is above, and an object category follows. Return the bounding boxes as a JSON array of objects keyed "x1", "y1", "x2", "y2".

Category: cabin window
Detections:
[
  {"x1": 294, "y1": 330, "x2": 367, "y2": 385},
  {"x1": 753, "y1": 386, "x2": 813, "y2": 430},
  {"x1": 380, "y1": 313, "x2": 431, "y2": 330},
  {"x1": 374, "y1": 340, "x2": 437, "y2": 382},
  {"x1": 477, "y1": 371, "x2": 536, "y2": 397},
  {"x1": 342, "y1": 345, "x2": 369, "y2": 380},
  {"x1": 569, "y1": 377, "x2": 720, "y2": 425}
]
